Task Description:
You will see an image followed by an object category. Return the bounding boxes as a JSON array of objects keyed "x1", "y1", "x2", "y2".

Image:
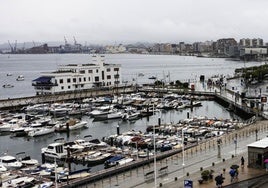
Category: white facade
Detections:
[
  {"x1": 32, "y1": 55, "x2": 121, "y2": 95},
  {"x1": 240, "y1": 48, "x2": 267, "y2": 56}
]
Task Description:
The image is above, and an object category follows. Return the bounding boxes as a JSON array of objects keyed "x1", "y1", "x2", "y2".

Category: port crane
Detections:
[{"x1": 8, "y1": 40, "x2": 17, "y2": 53}]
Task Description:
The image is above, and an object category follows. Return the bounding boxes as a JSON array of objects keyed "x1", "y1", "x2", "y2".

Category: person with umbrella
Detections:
[
  {"x1": 230, "y1": 164, "x2": 239, "y2": 182},
  {"x1": 215, "y1": 173, "x2": 224, "y2": 188}
]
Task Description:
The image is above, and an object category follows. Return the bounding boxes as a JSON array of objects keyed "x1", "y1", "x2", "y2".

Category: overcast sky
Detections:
[{"x1": 1, "y1": 0, "x2": 268, "y2": 45}]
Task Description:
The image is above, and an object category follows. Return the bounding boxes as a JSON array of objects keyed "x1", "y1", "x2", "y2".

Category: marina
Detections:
[
  {"x1": 0, "y1": 54, "x2": 266, "y2": 187},
  {"x1": 0, "y1": 87, "x2": 255, "y2": 187}
]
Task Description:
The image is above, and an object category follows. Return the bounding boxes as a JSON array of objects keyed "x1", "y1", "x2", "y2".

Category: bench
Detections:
[
  {"x1": 144, "y1": 170, "x2": 154, "y2": 180},
  {"x1": 158, "y1": 166, "x2": 168, "y2": 176}
]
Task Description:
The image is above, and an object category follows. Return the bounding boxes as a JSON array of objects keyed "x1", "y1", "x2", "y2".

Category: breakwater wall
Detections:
[{"x1": 0, "y1": 87, "x2": 135, "y2": 110}]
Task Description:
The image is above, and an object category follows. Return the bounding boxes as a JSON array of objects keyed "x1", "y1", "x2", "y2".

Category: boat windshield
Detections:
[{"x1": 3, "y1": 159, "x2": 17, "y2": 163}]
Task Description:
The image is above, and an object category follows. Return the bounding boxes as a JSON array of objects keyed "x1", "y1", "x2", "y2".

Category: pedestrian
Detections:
[
  {"x1": 215, "y1": 173, "x2": 224, "y2": 188},
  {"x1": 241, "y1": 156, "x2": 245, "y2": 168},
  {"x1": 229, "y1": 168, "x2": 235, "y2": 182}
]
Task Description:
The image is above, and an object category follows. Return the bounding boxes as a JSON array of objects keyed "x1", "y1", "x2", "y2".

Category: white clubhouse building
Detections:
[{"x1": 32, "y1": 55, "x2": 121, "y2": 95}]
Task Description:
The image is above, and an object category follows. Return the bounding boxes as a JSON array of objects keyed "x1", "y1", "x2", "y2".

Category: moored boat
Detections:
[
  {"x1": 0, "y1": 154, "x2": 23, "y2": 170},
  {"x1": 16, "y1": 75, "x2": 25, "y2": 81},
  {"x1": 85, "y1": 152, "x2": 112, "y2": 164},
  {"x1": 41, "y1": 142, "x2": 67, "y2": 159},
  {"x1": 27, "y1": 126, "x2": 55, "y2": 137},
  {"x1": 104, "y1": 155, "x2": 124, "y2": 168},
  {"x1": 2, "y1": 84, "x2": 14, "y2": 88},
  {"x1": 16, "y1": 152, "x2": 39, "y2": 166},
  {"x1": 55, "y1": 119, "x2": 88, "y2": 132}
]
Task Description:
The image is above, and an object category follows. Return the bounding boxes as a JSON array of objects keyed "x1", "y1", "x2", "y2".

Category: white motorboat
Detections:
[
  {"x1": 41, "y1": 142, "x2": 67, "y2": 159},
  {"x1": 93, "y1": 109, "x2": 123, "y2": 121},
  {"x1": 55, "y1": 119, "x2": 88, "y2": 132},
  {"x1": 28, "y1": 126, "x2": 55, "y2": 137},
  {"x1": 117, "y1": 157, "x2": 134, "y2": 165},
  {"x1": 16, "y1": 152, "x2": 39, "y2": 166},
  {"x1": 0, "y1": 154, "x2": 23, "y2": 169},
  {"x1": 69, "y1": 120, "x2": 88, "y2": 130},
  {"x1": 2, "y1": 84, "x2": 14, "y2": 88},
  {"x1": 16, "y1": 75, "x2": 25, "y2": 81},
  {"x1": 122, "y1": 111, "x2": 140, "y2": 121},
  {"x1": 64, "y1": 141, "x2": 85, "y2": 153},
  {"x1": 85, "y1": 152, "x2": 112, "y2": 163},
  {"x1": 0, "y1": 118, "x2": 27, "y2": 132},
  {"x1": 0, "y1": 164, "x2": 7, "y2": 172},
  {"x1": 10, "y1": 126, "x2": 28, "y2": 137}
]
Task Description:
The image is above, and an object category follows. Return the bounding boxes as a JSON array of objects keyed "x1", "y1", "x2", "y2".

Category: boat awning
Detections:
[{"x1": 32, "y1": 77, "x2": 52, "y2": 82}]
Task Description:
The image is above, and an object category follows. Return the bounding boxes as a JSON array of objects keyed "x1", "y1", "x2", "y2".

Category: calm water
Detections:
[
  {"x1": 0, "y1": 53, "x2": 262, "y2": 99},
  {"x1": 0, "y1": 54, "x2": 254, "y2": 171}
]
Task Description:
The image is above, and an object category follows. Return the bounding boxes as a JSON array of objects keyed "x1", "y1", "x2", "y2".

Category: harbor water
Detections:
[
  {"x1": 0, "y1": 53, "x2": 263, "y2": 99},
  {"x1": 0, "y1": 54, "x2": 258, "y2": 172}
]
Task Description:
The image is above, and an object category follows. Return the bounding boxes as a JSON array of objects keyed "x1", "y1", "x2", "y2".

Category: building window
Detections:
[
  {"x1": 80, "y1": 70, "x2": 85, "y2": 74},
  {"x1": 95, "y1": 76, "x2": 99, "y2": 82},
  {"x1": 61, "y1": 86, "x2": 64, "y2": 90},
  {"x1": 73, "y1": 78, "x2": 76, "y2": 82},
  {"x1": 67, "y1": 78, "x2": 71, "y2": 83},
  {"x1": 68, "y1": 86, "x2": 71, "y2": 89},
  {"x1": 83, "y1": 77, "x2": 86, "y2": 82},
  {"x1": 81, "y1": 84, "x2": 84, "y2": 88},
  {"x1": 114, "y1": 68, "x2": 119, "y2": 71},
  {"x1": 107, "y1": 75, "x2": 111, "y2": 79},
  {"x1": 107, "y1": 68, "x2": 111, "y2": 72},
  {"x1": 88, "y1": 70, "x2": 92, "y2": 73},
  {"x1": 102, "y1": 71, "x2": 104, "y2": 80},
  {"x1": 88, "y1": 77, "x2": 91, "y2": 81},
  {"x1": 79, "y1": 78, "x2": 81, "y2": 82},
  {"x1": 60, "y1": 79, "x2": 63, "y2": 84},
  {"x1": 96, "y1": 69, "x2": 99, "y2": 73},
  {"x1": 75, "y1": 85, "x2": 78, "y2": 88}
]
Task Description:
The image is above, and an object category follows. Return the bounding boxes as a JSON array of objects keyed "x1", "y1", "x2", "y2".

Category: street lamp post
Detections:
[
  {"x1": 255, "y1": 129, "x2": 258, "y2": 141},
  {"x1": 234, "y1": 134, "x2": 238, "y2": 156},
  {"x1": 217, "y1": 138, "x2": 222, "y2": 158},
  {"x1": 182, "y1": 129, "x2": 185, "y2": 167}
]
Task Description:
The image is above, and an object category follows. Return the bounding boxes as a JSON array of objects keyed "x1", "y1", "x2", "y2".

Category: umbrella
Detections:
[
  {"x1": 264, "y1": 159, "x2": 268, "y2": 163},
  {"x1": 215, "y1": 175, "x2": 224, "y2": 182},
  {"x1": 230, "y1": 164, "x2": 239, "y2": 169}
]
